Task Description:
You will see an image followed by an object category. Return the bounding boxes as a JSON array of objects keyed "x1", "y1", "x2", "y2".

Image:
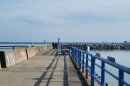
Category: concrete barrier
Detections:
[
  {"x1": 13, "y1": 49, "x2": 27, "y2": 63},
  {"x1": 43, "y1": 46, "x2": 46, "y2": 51},
  {"x1": 38, "y1": 46, "x2": 43, "y2": 52},
  {"x1": 3, "y1": 50, "x2": 16, "y2": 67},
  {"x1": 44, "y1": 46, "x2": 47, "y2": 51},
  {"x1": 26, "y1": 45, "x2": 52, "y2": 58},
  {"x1": 0, "y1": 45, "x2": 52, "y2": 68},
  {"x1": 35, "y1": 46, "x2": 40, "y2": 54},
  {"x1": 26, "y1": 47, "x2": 37, "y2": 58},
  {"x1": 41, "y1": 46, "x2": 48, "y2": 52},
  {"x1": 0, "y1": 49, "x2": 27, "y2": 68}
]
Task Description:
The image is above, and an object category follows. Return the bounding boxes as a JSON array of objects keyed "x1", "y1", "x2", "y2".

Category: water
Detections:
[
  {"x1": 90, "y1": 50, "x2": 130, "y2": 86},
  {"x1": 0, "y1": 44, "x2": 49, "y2": 51},
  {"x1": 91, "y1": 50, "x2": 130, "y2": 67}
]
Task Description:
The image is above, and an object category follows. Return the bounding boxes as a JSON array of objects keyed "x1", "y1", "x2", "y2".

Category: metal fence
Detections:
[
  {"x1": 0, "y1": 45, "x2": 29, "y2": 50},
  {"x1": 70, "y1": 47, "x2": 130, "y2": 86}
]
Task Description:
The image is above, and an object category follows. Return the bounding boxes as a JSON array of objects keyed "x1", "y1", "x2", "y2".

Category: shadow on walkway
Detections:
[
  {"x1": 33, "y1": 57, "x2": 56, "y2": 86},
  {"x1": 33, "y1": 55, "x2": 88, "y2": 86}
]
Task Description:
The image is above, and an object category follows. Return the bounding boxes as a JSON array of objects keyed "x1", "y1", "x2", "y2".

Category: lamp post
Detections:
[{"x1": 58, "y1": 38, "x2": 60, "y2": 44}]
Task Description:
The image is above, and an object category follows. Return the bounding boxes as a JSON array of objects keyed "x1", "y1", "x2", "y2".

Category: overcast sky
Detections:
[{"x1": 0, "y1": 0, "x2": 130, "y2": 42}]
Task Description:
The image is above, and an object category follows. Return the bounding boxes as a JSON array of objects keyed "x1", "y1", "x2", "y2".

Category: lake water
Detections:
[
  {"x1": 90, "y1": 50, "x2": 130, "y2": 86},
  {"x1": 0, "y1": 44, "x2": 47, "y2": 51}
]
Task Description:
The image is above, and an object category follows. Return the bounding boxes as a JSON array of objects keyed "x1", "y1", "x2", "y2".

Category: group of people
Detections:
[{"x1": 52, "y1": 42, "x2": 58, "y2": 49}]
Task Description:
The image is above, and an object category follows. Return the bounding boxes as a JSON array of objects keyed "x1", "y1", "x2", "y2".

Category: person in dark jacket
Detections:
[
  {"x1": 52, "y1": 42, "x2": 55, "y2": 49},
  {"x1": 55, "y1": 42, "x2": 58, "y2": 49}
]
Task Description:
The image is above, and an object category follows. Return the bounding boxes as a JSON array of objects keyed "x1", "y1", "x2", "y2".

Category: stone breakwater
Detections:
[
  {"x1": 89, "y1": 44, "x2": 130, "y2": 50},
  {"x1": 61, "y1": 43, "x2": 130, "y2": 51}
]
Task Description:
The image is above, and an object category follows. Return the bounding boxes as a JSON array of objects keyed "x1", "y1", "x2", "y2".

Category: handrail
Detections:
[
  {"x1": 93, "y1": 55, "x2": 130, "y2": 74},
  {"x1": 70, "y1": 47, "x2": 130, "y2": 86},
  {"x1": 56, "y1": 44, "x2": 61, "y2": 55},
  {"x1": 0, "y1": 45, "x2": 29, "y2": 50},
  {"x1": 0, "y1": 46, "x2": 29, "y2": 47}
]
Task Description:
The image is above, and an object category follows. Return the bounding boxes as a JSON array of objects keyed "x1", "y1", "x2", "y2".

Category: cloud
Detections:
[{"x1": 0, "y1": 0, "x2": 130, "y2": 42}]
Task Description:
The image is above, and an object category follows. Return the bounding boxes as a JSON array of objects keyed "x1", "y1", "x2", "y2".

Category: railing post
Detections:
[
  {"x1": 13, "y1": 46, "x2": 14, "y2": 50},
  {"x1": 82, "y1": 53, "x2": 84, "y2": 73},
  {"x1": 86, "y1": 54, "x2": 88, "y2": 78},
  {"x1": 74, "y1": 49, "x2": 77, "y2": 63},
  {"x1": 69, "y1": 46, "x2": 71, "y2": 56},
  {"x1": 119, "y1": 70, "x2": 124, "y2": 86},
  {"x1": 91, "y1": 55, "x2": 95, "y2": 86},
  {"x1": 56, "y1": 45, "x2": 58, "y2": 55},
  {"x1": 79, "y1": 51, "x2": 81, "y2": 69},
  {"x1": 72, "y1": 49, "x2": 74, "y2": 58},
  {"x1": 73, "y1": 49, "x2": 75, "y2": 60},
  {"x1": 72, "y1": 49, "x2": 74, "y2": 59},
  {"x1": 76, "y1": 50, "x2": 78, "y2": 64},
  {"x1": 69, "y1": 47, "x2": 71, "y2": 56},
  {"x1": 101, "y1": 61, "x2": 105, "y2": 85},
  {"x1": 84, "y1": 44, "x2": 87, "y2": 51}
]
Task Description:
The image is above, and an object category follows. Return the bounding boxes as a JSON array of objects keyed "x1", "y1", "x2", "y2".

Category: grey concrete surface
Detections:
[{"x1": 0, "y1": 50, "x2": 87, "y2": 86}]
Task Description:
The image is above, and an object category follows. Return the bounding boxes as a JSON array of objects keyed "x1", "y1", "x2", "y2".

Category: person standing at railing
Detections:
[
  {"x1": 54, "y1": 42, "x2": 58, "y2": 49},
  {"x1": 52, "y1": 42, "x2": 55, "y2": 49},
  {"x1": 52, "y1": 42, "x2": 58, "y2": 49}
]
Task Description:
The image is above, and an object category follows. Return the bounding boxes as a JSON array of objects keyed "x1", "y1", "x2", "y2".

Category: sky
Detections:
[{"x1": 0, "y1": 0, "x2": 130, "y2": 42}]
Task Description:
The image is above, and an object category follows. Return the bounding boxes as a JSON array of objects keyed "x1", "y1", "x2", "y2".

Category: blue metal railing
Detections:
[
  {"x1": 70, "y1": 47, "x2": 130, "y2": 86},
  {"x1": 56, "y1": 44, "x2": 61, "y2": 55}
]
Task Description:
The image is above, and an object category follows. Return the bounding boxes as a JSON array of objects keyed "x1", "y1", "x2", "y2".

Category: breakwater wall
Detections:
[
  {"x1": 89, "y1": 44, "x2": 130, "y2": 50},
  {"x1": 62, "y1": 43, "x2": 130, "y2": 51},
  {"x1": 0, "y1": 45, "x2": 52, "y2": 68}
]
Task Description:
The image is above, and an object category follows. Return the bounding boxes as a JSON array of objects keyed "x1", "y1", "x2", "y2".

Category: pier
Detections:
[
  {"x1": 0, "y1": 44, "x2": 130, "y2": 86},
  {"x1": 0, "y1": 45, "x2": 87, "y2": 86}
]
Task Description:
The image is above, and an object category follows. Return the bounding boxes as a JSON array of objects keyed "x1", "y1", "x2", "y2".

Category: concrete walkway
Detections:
[{"x1": 0, "y1": 49, "x2": 87, "y2": 86}]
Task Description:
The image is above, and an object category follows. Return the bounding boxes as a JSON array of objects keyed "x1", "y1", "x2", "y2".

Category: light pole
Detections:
[{"x1": 58, "y1": 38, "x2": 60, "y2": 44}]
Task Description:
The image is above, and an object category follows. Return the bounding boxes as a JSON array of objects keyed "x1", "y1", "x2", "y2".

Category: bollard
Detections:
[
  {"x1": 107, "y1": 56, "x2": 115, "y2": 62},
  {"x1": 105, "y1": 82, "x2": 108, "y2": 86},
  {"x1": 95, "y1": 73, "x2": 100, "y2": 79},
  {"x1": 95, "y1": 53, "x2": 100, "y2": 57},
  {"x1": 13, "y1": 46, "x2": 14, "y2": 50},
  {"x1": 84, "y1": 44, "x2": 90, "y2": 52}
]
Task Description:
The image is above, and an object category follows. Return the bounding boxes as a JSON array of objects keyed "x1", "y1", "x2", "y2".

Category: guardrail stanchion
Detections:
[
  {"x1": 119, "y1": 70, "x2": 124, "y2": 86},
  {"x1": 86, "y1": 53, "x2": 88, "y2": 78},
  {"x1": 91, "y1": 55, "x2": 95, "y2": 86},
  {"x1": 101, "y1": 61, "x2": 105, "y2": 85},
  {"x1": 82, "y1": 52, "x2": 84, "y2": 73},
  {"x1": 76, "y1": 50, "x2": 78, "y2": 64},
  {"x1": 79, "y1": 51, "x2": 81, "y2": 69}
]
